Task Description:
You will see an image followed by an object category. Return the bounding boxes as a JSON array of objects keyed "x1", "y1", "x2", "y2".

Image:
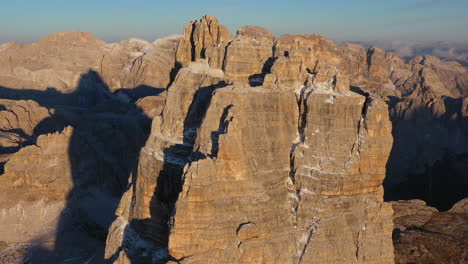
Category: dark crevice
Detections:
[
  {"x1": 235, "y1": 222, "x2": 255, "y2": 235},
  {"x1": 298, "y1": 222, "x2": 317, "y2": 264},
  {"x1": 221, "y1": 40, "x2": 233, "y2": 72},
  {"x1": 236, "y1": 222, "x2": 256, "y2": 248},
  {"x1": 290, "y1": 87, "x2": 315, "y2": 264},
  {"x1": 290, "y1": 87, "x2": 312, "y2": 218},
  {"x1": 131, "y1": 79, "x2": 228, "y2": 257},
  {"x1": 248, "y1": 57, "x2": 277, "y2": 87},
  {"x1": 189, "y1": 24, "x2": 197, "y2": 62},
  {"x1": 209, "y1": 104, "x2": 234, "y2": 158}
]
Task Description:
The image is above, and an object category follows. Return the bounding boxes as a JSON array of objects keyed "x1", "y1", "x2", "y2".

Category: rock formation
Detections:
[
  {"x1": 0, "y1": 14, "x2": 467, "y2": 264},
  {"x1": 105, "y1": 16, "x2": 399, "y2": 263},
  {"x1": 0, "y1": 31, "x2": 179, "y2": 96},
  {"x1": 0, "y1": 97, "x2": 151, "y2": 263},
  {"x1": 0, "y1": 99, "x2": 51, "y2": 152},
  {"x1": 391, "y1": 199, "x2": 468, "y2": 264}
]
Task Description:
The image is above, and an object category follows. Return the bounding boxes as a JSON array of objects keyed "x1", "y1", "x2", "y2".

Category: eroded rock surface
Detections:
[
  {"x1": 392, "y1": 199, "x2": 468, "y2": 264},
  {"x1": 101, "y1": 14, "x2": 468, "y2": 264},
  {"x1": 0, "y1": 99, "x2": 152, "y2": 263},
  {"x1": 0, "y1": 31, "x2": 179, "y2": 96},
  {"x1": 106, "y1": 16, "x2": 397, "y2": 261}
]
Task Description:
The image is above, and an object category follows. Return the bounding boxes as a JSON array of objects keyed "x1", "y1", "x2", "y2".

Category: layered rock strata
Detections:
[{"x1": 106, "y1": 21, "x2": 396, "y2": 261}]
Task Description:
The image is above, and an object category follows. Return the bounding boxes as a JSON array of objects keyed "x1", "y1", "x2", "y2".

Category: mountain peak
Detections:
[{"x1": 39, "y1": 30, "x2": 105, "y2": 45}]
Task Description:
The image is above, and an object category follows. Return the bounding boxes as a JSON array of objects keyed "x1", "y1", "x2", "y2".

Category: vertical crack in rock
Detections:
[
  {"x1": 344, "y1": 92, "x2": 373, "y2": 171},
  {"x1": 355, "y1": 230, "x2": 361, "y2": 261},
  {"x1": 355, "y1": 201, "x2": 369, "y2": 262},
  {"x1": 146, "y1": 76, "x2": 227, "y2": 251},
  {"x1": 189, "y1": 23, "x2": 197, "y2": 62},
  {"x1": 221, "y1": 40, "x2": 233, "y2": 72},
  {"x1": 289, "y1": 87, "x2": 313, "y2": 218},
  {"x1": 298, "y1": 220, "x2": 320, "y2": 264},
  {"x1": 209, "y1": 104, "x2": 234, "y2": 158}
]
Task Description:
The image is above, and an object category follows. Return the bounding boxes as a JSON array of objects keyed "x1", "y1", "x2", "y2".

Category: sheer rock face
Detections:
[
  {"x1": 164, "y1": 84, "x2": 394, "y2": 263},
  {"x1": 290, "y1": 89, "x2": 394, "y2": 264},
  {"x1": 106, "y1": 54, "x2": 395, "y2": 263},
  {"x1": 104, "y1": 15, "x2": 399, "y2": 264},
  {"x1": 391, "y1": 199, "x2": 468, "y2": 264},
  {"x1": 106, "y1": 61, "x2": 226, "y2": 252},
  {"x1": 169, "y1": 87, "x2": 299, "y2": 263}
]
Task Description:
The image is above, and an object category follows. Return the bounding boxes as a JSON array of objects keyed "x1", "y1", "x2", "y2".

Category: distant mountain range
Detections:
[{"x1": 349, "y1": 40, "x2": 468, "y2": 66}]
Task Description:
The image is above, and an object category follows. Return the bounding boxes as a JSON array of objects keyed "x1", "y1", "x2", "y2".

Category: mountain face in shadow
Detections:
[{"x1": 0, "y1": 70, "x2": 161, "y2": 264}]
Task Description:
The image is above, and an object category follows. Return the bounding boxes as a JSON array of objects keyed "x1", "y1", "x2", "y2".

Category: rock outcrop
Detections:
[
  {"x1": 176, "y1": 15, "x2": 233, "y2": 67},
  {"x1": 0, "y1": 99, "x2": 151, "y2": 263},
  {"x1": 0, "y1": 31, "x2": 179, "y2": 98},
  {"x1": 391, "y1": 199, "x2": 468, "y2": 264},
  {"x1": 175, "y1": 15, "x2": 276, "y2": 85},
  {"x1": 105, "y1": 16, "x2": 397, "y2": 263}
]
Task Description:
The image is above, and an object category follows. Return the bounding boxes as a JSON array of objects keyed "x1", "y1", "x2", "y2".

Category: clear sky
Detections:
[{"x1": 1, "y1": 0, "x2": 467, "y2": 44}]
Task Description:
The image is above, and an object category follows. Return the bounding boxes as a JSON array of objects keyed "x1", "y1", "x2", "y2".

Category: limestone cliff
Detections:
[
  {"x1": 0, "y1": 14, "x2": 467, "y2": 264},
  {"x1": 105, "y1": 16, "x2": 397, "y2": 262}
]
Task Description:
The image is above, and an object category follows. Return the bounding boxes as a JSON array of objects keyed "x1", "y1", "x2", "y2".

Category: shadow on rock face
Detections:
[
  {"x1": 104, "y1": 80, "x2": 228, "y2": 264},
  {"x1": 383, "y1": 95, "x2": 468, "y2": 211},
  {"x1": 0, "y1": 70, "x2": 155, "y2": 264}
]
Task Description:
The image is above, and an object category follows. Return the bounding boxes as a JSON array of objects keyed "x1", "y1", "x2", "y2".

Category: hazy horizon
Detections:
[
  {"x1": 1, "y1": 0, "x2": 468, "y2": 44},
  {"x1": 1, "y1": 0, "x2": 468, "y2": 65}
]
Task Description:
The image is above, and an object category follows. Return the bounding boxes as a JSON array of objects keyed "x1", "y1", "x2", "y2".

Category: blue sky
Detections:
[{"x1": 0, "y1": 0, "x2": 467, "y2": 43}]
